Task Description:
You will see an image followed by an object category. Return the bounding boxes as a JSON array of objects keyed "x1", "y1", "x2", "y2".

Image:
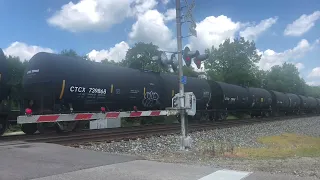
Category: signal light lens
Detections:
[
  {"x1": 195, "y1": 60, "x2": 201, "y2": 69},
  {"x1": 25, "y1": 108, "x2": 32, "y2": 115},
  {"x1": 101, "y1": 107, "x2": 106, "y2": 112},
  {"x1": 185, "y1": 57, "x2": 191, "y2": 61}
]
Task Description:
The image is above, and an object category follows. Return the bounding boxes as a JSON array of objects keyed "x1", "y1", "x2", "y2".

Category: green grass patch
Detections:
[{"x1": 235, "y1": 133, "x2": 320, "y2": 159}]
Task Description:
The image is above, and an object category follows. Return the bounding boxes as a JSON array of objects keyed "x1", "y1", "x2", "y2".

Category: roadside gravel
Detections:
[{"x1": 78, "y1": 116, "x2": 320, "y2": 179}]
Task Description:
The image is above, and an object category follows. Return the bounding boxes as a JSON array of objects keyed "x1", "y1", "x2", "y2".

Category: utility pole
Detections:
[{"x1": 175, "y1": 0, "x2": 196, "y2": 150}]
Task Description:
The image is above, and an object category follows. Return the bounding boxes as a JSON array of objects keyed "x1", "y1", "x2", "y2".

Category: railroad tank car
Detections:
[
  {"x1": 207, "y1": 80, "x2": 250, "y2": 117},
  {"x1": 159, "y1": 73, "x2": 211, "y2": 110},
  {"x1": 247, "y1": 87, "x2": 272, "y2": 116},
  {"x1": 0, "y1": 48, "x2": 8, "y2": 102},
  {"x1": 268, "y1": 90, "x2": 290, "y2": 115},
  {"x1": 298, "y1": 95, "x2": 309, "y2": 112},
  {"x1": 317, "y1": 98, "x2": 320, "y2": 113},
  {"x1": 285, "y1": 93, "x2": 301, "y2": 114},
  {"x1": 307, "y1": 96, "x2": 318, "y2": 112},
  {"x1": 0, "y1": 48, "x2": 9, "y2": 135},
  {"x1": 22, "y1": 52, "x2": 175, "y2": 114}
]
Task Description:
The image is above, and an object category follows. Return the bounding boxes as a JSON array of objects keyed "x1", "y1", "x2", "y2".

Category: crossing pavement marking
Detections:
[{"x1": 198, "y1": 169, "x2": 252, "y2": 180}]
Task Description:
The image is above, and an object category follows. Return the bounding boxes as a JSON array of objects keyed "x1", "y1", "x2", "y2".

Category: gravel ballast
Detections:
[{"x1": 78, "y1": 117, "x2": 320, "y2": 179}]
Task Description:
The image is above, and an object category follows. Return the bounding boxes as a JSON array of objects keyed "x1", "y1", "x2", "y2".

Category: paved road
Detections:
[
  {"x1": 0, "y1": 142, "x2": 317, "y2": 180},
  {"x1": 0, "y1": 142, "x2": 141, "y2": 180},
  {"x1": 30, "y1": 160, "x2": 318, "y2": 180}
]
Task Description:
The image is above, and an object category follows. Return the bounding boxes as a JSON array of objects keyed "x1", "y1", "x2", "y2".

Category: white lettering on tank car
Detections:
[
  {"x1": 89, "y1": 88, "x2": 107, "y2": 94},
  {"x1": 27, "y1": 69, "x2": 40, "y2": 74},
  {"x1": 70, "y1": 86, "x2": 86, "y2": 93}
]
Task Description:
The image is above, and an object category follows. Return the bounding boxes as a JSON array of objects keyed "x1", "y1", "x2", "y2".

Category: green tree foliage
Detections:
[
  {"x1": 305, "y1": 85, "x2": 320, "y2": 98},
  {"x1": 101, "y1": 58, "x2": 120, "y2": 66},
  {"x1": 265, "y1": 62, "x2": 306, "y2": 95},
  {"x1": 60, "y1": 49, "x2": 78, "y2": 57},
  {"x1": 5, "y1": 56, "x2": 28, "y2": 100},
  {"x1": 60, "y1": 49, "x2": 88, "y2": 60},
  {"x1": 122, "y1": 42, "x2": 171, "y2": 72},
  {"x1": 204, "y1": 37, "x2": 262, "y2": 86}
]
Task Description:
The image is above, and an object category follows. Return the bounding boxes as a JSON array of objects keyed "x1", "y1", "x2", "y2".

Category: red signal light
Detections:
[
  {"x1": 101, "y1": 107, "x2": 106, "y2": 113},
  {"x1": 25, "y1": 108, "x2": 32, "y2": 115},
  {"x1": 195, "y1": 60, "x2": 201, "y2": 69}
]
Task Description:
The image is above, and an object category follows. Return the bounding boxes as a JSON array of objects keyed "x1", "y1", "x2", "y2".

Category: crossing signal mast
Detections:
[{"x1": 153, "y1": 0, "x2": 209, "y2": 150}]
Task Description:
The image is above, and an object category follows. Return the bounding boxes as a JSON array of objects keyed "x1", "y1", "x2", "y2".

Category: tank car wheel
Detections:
[
  {"x1": 0, "y1": 117, "x2": 8, "y2": 136},
  {"x1": 21, "y1": 123, "x2": 38, "y2": 135}
]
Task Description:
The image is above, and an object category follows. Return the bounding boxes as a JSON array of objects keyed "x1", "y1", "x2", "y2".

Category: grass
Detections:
[
  {"x1": 235, "y1": 133, "x2": 320, "y2": 159},
  {"x1": 197, "y1": 133, "x2": 320, "y2": 159}
]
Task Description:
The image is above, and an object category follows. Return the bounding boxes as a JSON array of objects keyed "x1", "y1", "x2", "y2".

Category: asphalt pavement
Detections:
[{"x1": 0, "y1": 142, "x2": 317, "y2": 180}]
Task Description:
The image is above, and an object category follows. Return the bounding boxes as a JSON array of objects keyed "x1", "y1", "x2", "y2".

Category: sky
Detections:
[{"x1": 0, "y1": 0, "x2": 319, "y2": 85}]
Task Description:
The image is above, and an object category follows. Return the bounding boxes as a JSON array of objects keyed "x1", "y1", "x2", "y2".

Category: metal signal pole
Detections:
[{"x1": 175, "y1": 0, "x2": 187, "y2": 150}]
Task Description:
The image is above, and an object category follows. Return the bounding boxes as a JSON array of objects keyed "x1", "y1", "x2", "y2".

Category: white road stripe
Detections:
[{"x1": 198, "y1": 169, "x2": 252, "y2": 180}]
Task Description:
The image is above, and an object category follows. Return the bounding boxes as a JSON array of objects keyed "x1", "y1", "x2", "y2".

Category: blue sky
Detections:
[{"x1": 0, "y1": 0, "x2": 319, "y2": 84}]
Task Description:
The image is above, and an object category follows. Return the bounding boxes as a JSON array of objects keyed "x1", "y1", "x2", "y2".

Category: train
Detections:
[{"x1": 0, "y1": 51, "x2": 320, "y2": 135}]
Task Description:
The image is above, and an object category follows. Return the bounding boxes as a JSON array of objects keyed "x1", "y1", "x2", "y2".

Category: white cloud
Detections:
[
  {"x1": 295, "y1": 62, "x2": 305, "y2": 71},
  {"x1": 164, "y1": 8, "x2": 176, "y2": 21},
  {"x1": 128, "y1": 9, "x2": 176, "y2": 50},
  {"x1": 308, "y1": 67, "x2": 320, "y2": 78},
  {"x1": 161, "y1": 0, "x2": 170, "y2": 5},
  {"x1": 258, "y1": 39, "x2": 319, "y2": 70},
  {"x1": 306, "y1": 81, "x2": 320, "y2": 86},
  {"x1": 188, "y1": 15, "x2": 242, "y2": 53},
  {"x1": 130, "y1": 0, "x2": 158, "y2": 16},
  {"x1": 284, "y1": 11, "x2": 320, "y2": 36},
  {"x1": 87, "y1": 41, "x2": 130, "y2": 62},
  {"x1": 3, "y1": 42, "x2": 54, "y2": 61},
  {"x1": 47, "y1": 0, "x2": 157, "y2": 32},
  {"x1": 239, "y1": 17, "x2": 278, "y2": 41}
]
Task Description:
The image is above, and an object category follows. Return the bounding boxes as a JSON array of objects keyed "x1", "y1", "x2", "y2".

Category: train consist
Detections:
[{"x1": 0, "y1": 51, "x2": 320, "y2": 135}]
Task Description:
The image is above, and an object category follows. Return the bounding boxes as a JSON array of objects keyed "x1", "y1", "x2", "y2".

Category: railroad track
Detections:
[{"x1": 0, "y1": 114, "x2": 317, "y2": 146}]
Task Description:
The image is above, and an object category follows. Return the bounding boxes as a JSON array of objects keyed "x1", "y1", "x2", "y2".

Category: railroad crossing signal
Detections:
[
  {"x1": 182, "y1": 46, "x2": 209, "y2": 69},
  {"x1": 194, "y1": 54, "x2": 209, "y2": 69},
  {"x1": 152, "y1": 52, "x2": 178, "y2": 72}
]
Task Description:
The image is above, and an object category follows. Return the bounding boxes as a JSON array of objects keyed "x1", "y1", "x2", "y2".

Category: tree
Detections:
[
  {"x1": 60, "y1": 49, "x2": 78, "y2": 57},
  {"x1": 101, "y1": 58, "x2": 120, "y2": 66},
  {"x1": 60, "y1": 49, "x2": 88, "y2": 60},
  {"x1": 265, "y1": 62, "x2": 306, "y2": 94},
  {"x1": 123, "y1": 42, "x2": 170, "y2": 72},
  {"x1": 204, "y1": 37, "x2": 261, "y2": 86},
  {"x1": 5, "y1": 55, "x2": 28, "y2": 101}
]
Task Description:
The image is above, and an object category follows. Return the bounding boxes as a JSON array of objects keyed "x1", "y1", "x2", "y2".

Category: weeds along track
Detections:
[{"x1": 0, "y1": 114, "x2": 317, "y2": 146}]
